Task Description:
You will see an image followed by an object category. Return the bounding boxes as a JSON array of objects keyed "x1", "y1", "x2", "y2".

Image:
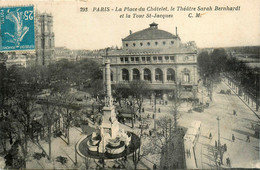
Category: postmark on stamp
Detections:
[{"x1": 0, "y1": 6, "x2": 35, "y2": 51}]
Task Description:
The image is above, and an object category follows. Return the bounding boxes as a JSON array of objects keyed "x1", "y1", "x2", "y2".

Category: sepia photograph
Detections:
[{"x1": 0, "y1": 0, "x2": 259, "y2": 169}]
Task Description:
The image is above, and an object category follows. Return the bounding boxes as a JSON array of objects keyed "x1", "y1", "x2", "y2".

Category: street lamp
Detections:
[{"x1": 216, "y1": 117, "x2": 223, "y2": 165}]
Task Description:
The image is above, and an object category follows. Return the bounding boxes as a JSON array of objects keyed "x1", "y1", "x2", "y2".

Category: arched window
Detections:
[
  {"x1": 140, "y1": 42, "x2": 143, "y2": 46},
  {"x1": 133, "y1": 69, "x2": 140, "y2": 80},
  {"x1": 144, "y1": 68, "x2": 151, "y2": 82},
  {"x1": 155, "y1": 68, "x2": 163, "y2": 82},
  {"x1": 122, "y1": 69, "x2": 129, "y2": 81},
  {"x1": 147, "y1": 42, "x2": 150, "y2": 46},
  {"x1": 167, "y1": 68, "x2": 175, "y2": 81}
]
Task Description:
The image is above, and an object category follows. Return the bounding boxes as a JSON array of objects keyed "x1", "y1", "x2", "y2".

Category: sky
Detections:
[{"x1": 1, "y1": 0, "x2": 260, "y2": 50}]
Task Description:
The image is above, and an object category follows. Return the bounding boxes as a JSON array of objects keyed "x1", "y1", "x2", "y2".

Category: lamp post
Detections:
[{"x1": 216, "y1": 117, "x2": 222, "y2": 165}]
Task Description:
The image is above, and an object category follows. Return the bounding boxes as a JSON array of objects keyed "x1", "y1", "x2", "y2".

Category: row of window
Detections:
[
  {"x1": 120, "y1": 56, "x2": 175, "y2": 63},
  {"x1": 118, "y1": 68, "x2": 177, "y2": 82},
  {"x1": 111, "y1": 68, "x2": 191, "y2": 83},
  {"x1": 125, "y1": 41, "x2": 174, "y2": 47}
]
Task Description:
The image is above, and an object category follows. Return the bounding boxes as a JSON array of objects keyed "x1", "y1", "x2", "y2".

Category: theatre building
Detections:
[{"x1": 103, "y1": 22, "x2": 198, "y2": 100}]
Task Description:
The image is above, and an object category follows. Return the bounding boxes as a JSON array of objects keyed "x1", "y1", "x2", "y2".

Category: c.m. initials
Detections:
[{"x1": 188, "y1": 13, "x2": 202, "y2": 18}]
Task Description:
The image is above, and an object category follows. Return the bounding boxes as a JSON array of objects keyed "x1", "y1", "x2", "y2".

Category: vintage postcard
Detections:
[{"x1": 0, "y1": 0, "x2": 259, "y2": 169}]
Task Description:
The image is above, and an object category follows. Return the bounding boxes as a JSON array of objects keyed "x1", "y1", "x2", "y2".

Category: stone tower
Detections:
[{"x1": 35, "y1": 11, "x2": 55, "y2": 65}]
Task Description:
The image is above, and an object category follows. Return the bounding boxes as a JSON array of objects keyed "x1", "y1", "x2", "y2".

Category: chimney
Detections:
[
  {"x1": 129, "y1": 30, "x2": 132, "y2": 35},
  {"x1": 175, "y1": 27, "x2": 178, "y2": 36}
]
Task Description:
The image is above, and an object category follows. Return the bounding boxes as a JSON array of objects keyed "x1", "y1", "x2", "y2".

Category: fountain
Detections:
[{"x1": 76, "y1": 60, "x2": 140, "y2": 160}]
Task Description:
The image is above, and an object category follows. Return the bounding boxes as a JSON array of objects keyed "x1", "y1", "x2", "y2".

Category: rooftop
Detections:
[{"x1": 123, "y1": 23, "x2": 178, "y2": 41}]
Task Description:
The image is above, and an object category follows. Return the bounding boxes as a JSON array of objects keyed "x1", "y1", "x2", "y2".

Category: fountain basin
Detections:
[
  {"x1": 106, "y1": 141, "x2": 125, "y2": 154},
  {"x1": 76, "y1": 132, "x2": 140, "y2": 160},
  {"x1": 108, "y1": 137, "x2": 121, "y2": 147}
]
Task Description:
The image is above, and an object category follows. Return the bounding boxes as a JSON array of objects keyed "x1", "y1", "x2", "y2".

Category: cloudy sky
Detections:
[{"x1": 1, "y1": 0, "x2": 260, "y2": 50}]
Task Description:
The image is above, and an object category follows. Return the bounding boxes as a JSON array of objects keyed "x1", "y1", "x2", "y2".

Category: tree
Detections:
[
  {"x1": 40, "y1": 97, "x2": 58, "y2": 160},
  {"x1": 55, "y1": 93, "x2": 77, "y2": 145},
  {"x1": 112, "y1": 83, "x2": 126, "y2": 107},
  {"x1": 0, "y1": 63, "x2": 8, "y2": 116},
  {"x1": 7, "y1": 65, "x2": 44, "y2": 168},
  {"x1": 129, "y1": 80, "x2": 148, "y2": 114},
  {"x1": 4, "y1": 140, "x2": 24, "y2": 169},
  {"x1": 198, "y1": 49, "x2": 228, "y2": 101},
  {"x1": 172, "y1": 82, "x2": 182, "y2": 132}
]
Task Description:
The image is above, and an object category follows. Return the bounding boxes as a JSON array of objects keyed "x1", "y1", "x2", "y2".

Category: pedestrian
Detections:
[
  {"x1": 226, "y1": 158, "x2": 228, "y2": 165},
  {"x1": 209, "y1": 132, "x2": 212, "y2": 139},
  {"x1": 153, "y1": 164, "x2": 157, "y2": 170},
  {"x1": 227, "y1": 158, "x2": 231, "y2": 167},
  {"x1": 158, "y1": 108, "x2": 160, "y2": 113},
  {"x1": 223, "y1": 143, "x2": 227, "y2": 152},
  {"x1": 233, "y1": 110, "x2": 237, "y2": 116},
  {"x1": 215, "y1": 140, "x2": 218, "y2": 148},
  {"x1": 215, "y1": 152, "x2": 218, "y2": 159},
  {"x1": 251, "y1": 122, "x2": 255, "y2": 130},
  {"x1": 152, "y1": 114, "x2": 155, "y2": 119},
  {"x1": 142, "y1": 107, "x2": 144, "y2": 112},
  {"x1": 165, "y1": 100, "x2": 168, "y2": 105},
  {"x1": 232, "y1": 134, "x2": 235, "y2": 142},
  {"x1": 149, "y1": 130, "x2": 152, "y2": 136},
  {"x1": 246, "y1": 135, "x2": 250, "y2": 142}
]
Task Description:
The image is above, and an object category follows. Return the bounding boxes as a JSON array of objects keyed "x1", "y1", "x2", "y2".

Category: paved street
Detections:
[
  {"x1": 178, "y1": 80, "x2": 259, "y2": 169},
  {"x1": 23, "y1": 80, "x2": 259, "y2": 169}
]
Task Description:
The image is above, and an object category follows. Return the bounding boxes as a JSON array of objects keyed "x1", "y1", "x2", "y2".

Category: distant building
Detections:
[
  {"x1": 35, "y1": 11, "x2": 55, "y2": 65},
  {"x1": 55, "y1": 47, "x2": 75, "y2": 61},
  {"x1": 3, "y1": 51, "x2": 35, "y2": 68},
  {"x1": 103, "y1": 23, "x2": 198, "y2": 100},
  {"x1": 5, "y1": 53, "x2": 29, "y2": 68}
]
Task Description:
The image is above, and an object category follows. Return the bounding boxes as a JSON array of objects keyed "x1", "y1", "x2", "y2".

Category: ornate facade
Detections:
[{"x1": 103, "y1": 23, "x2": 198, "y2": 99}]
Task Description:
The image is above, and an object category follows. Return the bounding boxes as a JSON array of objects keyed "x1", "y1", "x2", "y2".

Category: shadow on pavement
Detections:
[
  {"x1": 243, "y1": 118, "x2": 259, "y2": 124},
  {"x1": 232, "y1": 129, "x2": 258, "y2": 139},
  {"x1": 199, "y1": 135, "x2": 210, "y2": 140},
  {"x1": 203, "y1": 154, "x2": 215, "y2": 162},
  {"x1": 253, "y1": 146, "x2": 259, "y2": 152},
  {"x1": 244, "y1": 126, "x2": 254, "y2": 131},
  {"x1": 202, "y1": 162, "x2": 216, "y2": 169},
  {"x1": 221, "y1": 137, "x2": 232, "y2": 142}
]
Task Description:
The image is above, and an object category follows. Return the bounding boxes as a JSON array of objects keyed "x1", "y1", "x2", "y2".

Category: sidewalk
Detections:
[
  {"x1": 222, "y1": 78, "x2": 260, "y2": 119},
  {"x1": 26, "y1": 127, "x2": 97, "y2": 169}
]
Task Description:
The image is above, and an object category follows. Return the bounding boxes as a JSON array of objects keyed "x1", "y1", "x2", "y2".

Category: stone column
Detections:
[
  {"x1": 175, "y1": 66, "x2": 178, "y2": 82},
  {"x1": 163, "y1": 68, "x2": 167, "y2": 83},
  {"x1": 151, "y1": 69, "x2": 155, "y2": 83},
  {"x1": 140, "y1": 69, "x2": 144, "y2": 81},
  {"x1": 105, "y1": 60, "x2": 112, "y2": 106},
  {"x1": 194, "y1": 66, "x2": 197, "y2": 84}
]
